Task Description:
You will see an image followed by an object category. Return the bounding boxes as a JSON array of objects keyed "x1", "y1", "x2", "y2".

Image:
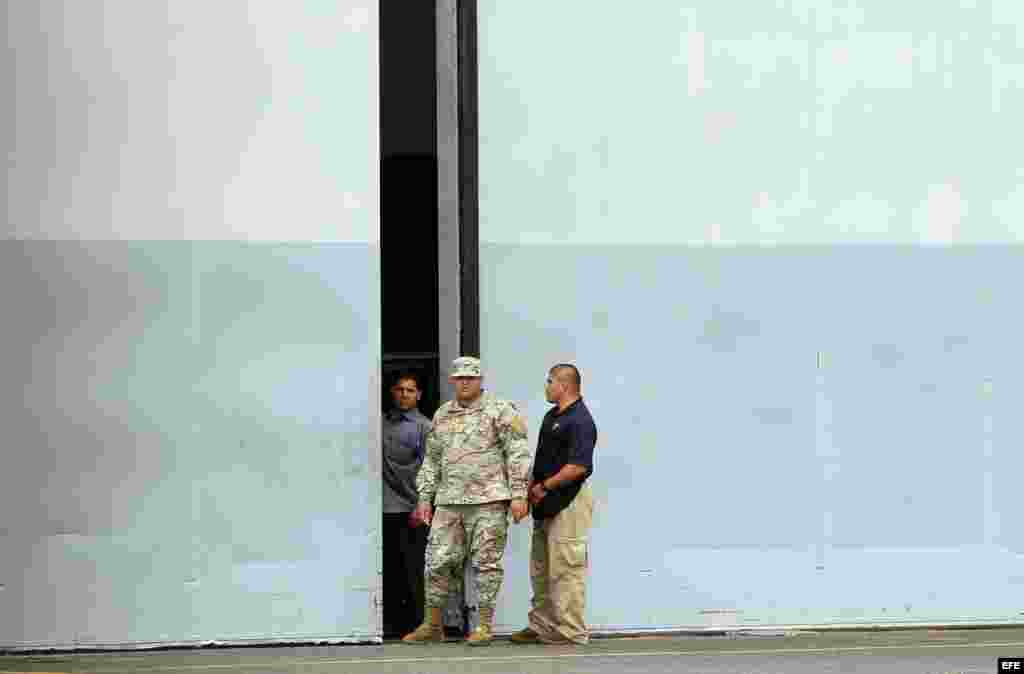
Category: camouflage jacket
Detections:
[{"x1": 416, "y1": 392, "x2": 531, "y2": 505}]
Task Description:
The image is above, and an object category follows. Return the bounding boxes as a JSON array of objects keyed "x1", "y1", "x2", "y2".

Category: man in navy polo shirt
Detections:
[{"x1": 511, "y1": 363, "x2": 597, "y2": 645}]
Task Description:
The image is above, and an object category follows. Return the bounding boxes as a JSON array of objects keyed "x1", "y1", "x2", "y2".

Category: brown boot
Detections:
[
  {"x1": 509, "y1": 626, "x2": 540, "y2": 644},
  {"x1": 466, "y1": 607, "x2": 494, "y2": 647},
  {"x1": 401, "y1": 607, "x2": 445, "y2": 644}
]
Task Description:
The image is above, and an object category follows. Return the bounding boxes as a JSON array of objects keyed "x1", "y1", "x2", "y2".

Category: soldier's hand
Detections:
[
  {"x1": 510, "y1": 498, "x2": 528, "y2": 523},
  {"x1": 415, "y1": 502, "x2": 433, "y2": 526}
]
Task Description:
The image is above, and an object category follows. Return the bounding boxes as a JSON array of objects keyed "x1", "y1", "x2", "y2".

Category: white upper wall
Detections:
[
  {"x1": 478, "y1": 0, "x2": 1024, "y2": 245},
  {"x1": 3, "y1": 1, "x2": 378, "y2": 242}
]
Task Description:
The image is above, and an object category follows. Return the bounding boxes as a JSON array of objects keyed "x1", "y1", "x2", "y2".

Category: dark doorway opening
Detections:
[
  {"x1": 380, "y1": 0, "x2": 439, "y2": 415},
  {"x1": 379, "y1": 0, "x2": 440, "y2": 640},
  {"x1": 379, "y1": 0, "x2": 480, "y2": 640}
]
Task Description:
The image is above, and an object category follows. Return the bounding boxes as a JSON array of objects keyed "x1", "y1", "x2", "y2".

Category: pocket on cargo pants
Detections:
[
  {"x1": 552, "y1": 538, "x2": 587, "y2": 577},
  {"x1": 550, "y1": 535, "x2": 588, "y2": 639}
]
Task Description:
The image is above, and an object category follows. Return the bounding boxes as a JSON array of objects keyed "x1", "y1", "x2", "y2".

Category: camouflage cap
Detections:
[{"x1": 450, "y1": 356, "x2": 482, "y2": 378}]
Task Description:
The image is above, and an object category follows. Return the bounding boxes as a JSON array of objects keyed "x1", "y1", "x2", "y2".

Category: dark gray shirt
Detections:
[{"x1": 382, "y1": 407, "x2": 431, "y2": 513}]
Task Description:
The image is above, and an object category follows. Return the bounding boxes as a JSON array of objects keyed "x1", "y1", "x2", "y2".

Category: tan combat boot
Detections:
[
  {"x1": 401, "y1": 607, "x2": 445, "y2": 644},
  {"x1": 466, "y1": 607, "x2": 494, "y2": 647}
]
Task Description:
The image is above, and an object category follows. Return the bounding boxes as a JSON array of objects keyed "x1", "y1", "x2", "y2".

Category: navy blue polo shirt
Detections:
[{"x1": 531, "y1": 397, "x2": 597, "y2": 519}]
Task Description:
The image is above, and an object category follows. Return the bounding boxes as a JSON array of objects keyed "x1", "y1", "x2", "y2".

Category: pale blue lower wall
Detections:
[
  {"x1": 482, "y1": 243, "x2": 1024, "y2": 630},
  {"x1": 0, "y1": 241, "x2": 380, "y2": 648}
]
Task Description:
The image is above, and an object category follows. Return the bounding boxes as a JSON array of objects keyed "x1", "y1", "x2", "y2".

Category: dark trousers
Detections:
[{"x1": 382, "y1": 512, "x2": 428, "y2": 636}]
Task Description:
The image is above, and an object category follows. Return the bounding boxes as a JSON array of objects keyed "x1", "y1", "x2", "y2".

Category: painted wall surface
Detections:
[
  {"x1": 1, "y1": 2, "x2": 380, "y2": 648},
  {"x1": 478, "y1": 1, "x2": 1024, "y2": 630}
]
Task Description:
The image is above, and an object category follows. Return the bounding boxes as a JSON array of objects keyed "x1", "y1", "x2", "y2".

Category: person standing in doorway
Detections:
[
  {"x1": 402, "y1": 356, "x2": 531, "y2": 646},
  {"x1": 512, "y1": 363, "x2": 597, "y2": 645},
  {"x1": 382, "y1": 372, "x2": 432, "y2": 638}
]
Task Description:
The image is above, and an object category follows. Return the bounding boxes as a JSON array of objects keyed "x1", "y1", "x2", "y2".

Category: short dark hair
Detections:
[
  {"x1": 392, "y1": 371, "x2": 421, "y2": 390},
  {"x1": 550, "y1": 363, "x2": 581, "y2": 391}
]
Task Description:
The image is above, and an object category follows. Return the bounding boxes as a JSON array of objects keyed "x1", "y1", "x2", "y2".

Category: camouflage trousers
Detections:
[{"x1": 424, "y1": 502, "x2": 509, "y2": 610}]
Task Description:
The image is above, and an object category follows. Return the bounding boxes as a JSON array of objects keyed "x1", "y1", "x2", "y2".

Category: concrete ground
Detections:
[{"x1": 3, "y1": 628, "x2": 1024, "y2": 674}]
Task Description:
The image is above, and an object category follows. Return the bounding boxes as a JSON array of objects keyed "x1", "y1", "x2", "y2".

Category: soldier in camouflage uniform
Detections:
[{"x1": 402, "y1": 356, "x2": 531, "y2": 646}]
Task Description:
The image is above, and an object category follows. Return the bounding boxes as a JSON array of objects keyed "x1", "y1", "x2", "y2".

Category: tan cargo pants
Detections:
[{"x1": 527, "y1": 482, "x2": 594, "y2": 644}]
